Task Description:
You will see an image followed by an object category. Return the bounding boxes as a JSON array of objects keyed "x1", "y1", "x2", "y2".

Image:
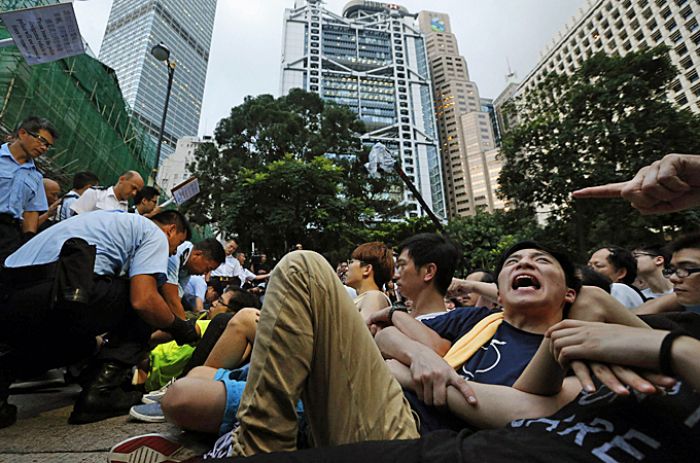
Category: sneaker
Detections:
[
  {"x1": 108, "y1": 433, "x2": 197, "y2": 463},
  {"x1": 142, "y1": 378, "x2": 175, "y2": 404},
  {"x1": 129, "y1": 402, "x2": 165, "y2": 423}
]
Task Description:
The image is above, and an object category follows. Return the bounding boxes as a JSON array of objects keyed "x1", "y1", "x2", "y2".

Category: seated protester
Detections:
[
  {"x1": 635, "y1": 232, "x2": 700, "y2": 315},
  {"x1": 115, "y1": 239, "x2": 688, "y2": 462},
  {"x1": 161, "y1": 238, "x2": 225, "y2": 321},
  {"x1": 142, "y1": 286, "x2": 259, "y2": 394},
  {"x1": 372, "y1": 239, "x2": 580, "y2": 434},
  {"x1": 0, "y1": 210, "x2": 196, "y2": 428},
  {"x1": 633, "y1": 244, "x2": 674, "y2": 299},
  {"x1": 588, "y1": 245, "x2": 645, "y2": 308},
  {"x1": 345, "y1": 241, "x2": 394, "y2": 320},
  {"x1": 131, "y1": 185, "x2": 161, "y2": 218},
  {"x1": 56, "y1": 171, "x2": 99, "y2": 222}
]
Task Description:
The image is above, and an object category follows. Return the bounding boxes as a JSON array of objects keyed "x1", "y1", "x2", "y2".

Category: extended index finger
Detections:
[{"x1": 572, "y1": 182, "x2": 627, "y2": 199}]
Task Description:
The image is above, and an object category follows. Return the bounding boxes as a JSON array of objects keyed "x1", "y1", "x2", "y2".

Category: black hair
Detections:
[
  {"x1": 495, "y1": 240, "x2": 582, "y2": 294},
  {"x1": 194, "y1": 238, "x2": 226, "y2": 264},
  {"x1": 397, "y1": 233, "x2": 459, "y2": 295},
  {"x1": 150, "y1": 210, "x2": 192, "y2": 240},
  {"x1": 16, "y1": 116, "x2": 58, "y2": 139},
  {"x1": 635, "y1": 243, "x2": 670, "y2": 263},
  {"x1": 601, "y1": 245, "x2": 637, "y2": 285},
  {"x1": 222, "y1": 286, "x2": 261, "y2": 312},
  {"x1": 72, "y1": 171, "x2": 99, "y2": 190},
  {"x1": 469, "y1": 268, "x2": 496, "y2": 284},
  {"x1": 577, "y1": 265, "x2": 612, "y2": 294},
  {"x1": 134, "y1": 186, "x2": 160, "y2": 205},
  {"x1": 667, "y1": 232, "x2": 700, "y2": 255}
]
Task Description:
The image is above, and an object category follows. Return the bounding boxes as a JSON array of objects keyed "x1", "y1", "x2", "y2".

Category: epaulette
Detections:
[{"x1": 91, "y1": 186, "x2": 109, "y2": 191}]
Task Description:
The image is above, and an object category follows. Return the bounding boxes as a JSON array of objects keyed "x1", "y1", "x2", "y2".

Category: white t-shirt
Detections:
[
  {"x1": 611, "y1": 283, "x2": 645, "y2": 309},
  {"x1": 641, "y1": 287, "x2": 674, "y2": 299},
  {"x1": 70, "y1": 186, "x2": 128, "y2": 214}
]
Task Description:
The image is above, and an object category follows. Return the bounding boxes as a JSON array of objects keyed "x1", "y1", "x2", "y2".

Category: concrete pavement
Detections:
[{"x1": 0, "y1": 381, "x2": 184, "y2": 462}]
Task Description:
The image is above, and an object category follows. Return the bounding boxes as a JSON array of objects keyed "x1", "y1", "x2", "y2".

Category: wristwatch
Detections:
[{"x1": 388, "y1": 304, "x2": 409, "y2": 324}]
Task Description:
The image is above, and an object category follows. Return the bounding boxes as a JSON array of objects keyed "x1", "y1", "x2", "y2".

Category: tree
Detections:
[
  {"x1": 185, "y1": 89, "x2": 406, "y2": 258},
  {"x1": 499, "y1": 46, "x2": 700, "y2": 257}
]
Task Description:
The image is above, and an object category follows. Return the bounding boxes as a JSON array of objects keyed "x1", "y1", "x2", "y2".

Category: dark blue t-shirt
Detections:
[{"x1": 408, "y1": 306, "x2": 544, "y2": 434}]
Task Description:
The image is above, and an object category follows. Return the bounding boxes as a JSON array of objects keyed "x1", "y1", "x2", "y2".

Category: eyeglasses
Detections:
[
  {"x1": 25, "y1": 130, "x2": 53, "y2": 150},
  {"x1": 215, "y1": 297, "x2": 231, "y2": 308},
  {"x1": 662, "y1": 267, "x2": 700, "y2": 278},
  {"x1": 632, "y1": 252, "x2": 657, "y2": 259}
]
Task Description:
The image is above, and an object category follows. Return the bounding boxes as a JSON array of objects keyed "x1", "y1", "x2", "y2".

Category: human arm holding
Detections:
[
  {"x1": 633, "y1": 293, "x2": 683, "y2": 315},
  {"x1": 369, "y1": 308, "x2": 451, "y2": 354},
  {"x1": 448, "y1": 278, "x2": 498, "y2": 303},
  {"x1": 37, "y1": 199, "x2": 60, "y2": 226},
  {"x1": 160, "y1": 282, "x2": 187, "y2": 320}
]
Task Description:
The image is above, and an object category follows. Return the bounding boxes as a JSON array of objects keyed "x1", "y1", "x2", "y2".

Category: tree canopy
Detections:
[
  {"x1": 498, "y1": 46, "x2": 700, "y2": 257},
  {"x1": 185, "y1": 89, "x2": 405, "y2": 259}
]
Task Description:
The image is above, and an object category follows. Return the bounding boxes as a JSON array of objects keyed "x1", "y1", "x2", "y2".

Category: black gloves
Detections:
[{"x1": 167, "y1": 317, "x2": 199, "y2": 345}]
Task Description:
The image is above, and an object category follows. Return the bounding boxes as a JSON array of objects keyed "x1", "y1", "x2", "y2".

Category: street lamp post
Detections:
[{"x1": 150, "y1": 42, "x2": 176, "y2": 184}]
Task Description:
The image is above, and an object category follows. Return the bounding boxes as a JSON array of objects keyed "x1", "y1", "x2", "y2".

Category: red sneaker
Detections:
[{"x1": 108, "y1": 433, "x2": 197, "y2": 463}]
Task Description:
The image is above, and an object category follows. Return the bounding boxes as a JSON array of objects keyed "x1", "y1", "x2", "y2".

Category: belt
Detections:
[{"x1": 0, "y1": 213, "x2": 20, "y2": 226}]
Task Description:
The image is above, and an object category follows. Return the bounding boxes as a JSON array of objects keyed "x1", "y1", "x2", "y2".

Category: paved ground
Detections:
[{"x1": 0, "y1": 380, "x2": 189, "y2": 463}]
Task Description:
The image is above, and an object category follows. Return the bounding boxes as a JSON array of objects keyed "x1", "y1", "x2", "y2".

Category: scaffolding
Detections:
[{"x1": 0, "y1": 24, "x2": 156, "y2": 185}]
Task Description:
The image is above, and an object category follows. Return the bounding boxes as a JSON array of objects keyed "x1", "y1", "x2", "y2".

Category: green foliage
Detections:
[
  {"x1": 184, "y1": 89, "x2": 405, "y2": 258},
  {"x1": 499, "y1": 46, "x2": 700, "y2": 257},
  {"x1": 445, "y1": 209, "x2": 540, "y2": 275}
]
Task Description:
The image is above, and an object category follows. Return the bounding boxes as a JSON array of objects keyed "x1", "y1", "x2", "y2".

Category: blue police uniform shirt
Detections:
[
  {"x1": 185, "y1": 275, "x2": 208, "y2": 301},
  {"x1": 167, "y1": 241, "x2": 194, "y2": 296},
  {"x1": 5, "y1": 210, "x2": 168, "y2": 281},
  {"x1": 0, "y1": 143, "x2": 48, "y2": 219}
]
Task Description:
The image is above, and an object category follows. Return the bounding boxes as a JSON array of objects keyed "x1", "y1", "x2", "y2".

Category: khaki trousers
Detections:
[{"x1": 231, "y1": 251, "x2": 419, "y2": 456}]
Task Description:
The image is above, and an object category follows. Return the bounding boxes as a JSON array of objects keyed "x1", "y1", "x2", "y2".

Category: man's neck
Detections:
[
  {"x1": 8, "y1": 142, "x2": 30, "y2": 165},
  {"x1": 351, "y1": 279, "x2": 380, "y2": 296},
  {"x1": 503, "y1": 305, "x2": 563, "y2": 334},
  {"x1": 411, "y1": 289, "x2": 447, "y2": 318},
  {"x1": 643, "y1": 272, "x2": 673, "y2": 294}
]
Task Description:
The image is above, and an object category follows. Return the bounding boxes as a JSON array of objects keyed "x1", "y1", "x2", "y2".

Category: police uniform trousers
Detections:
[{"x1": 0, "y1": 265, "x2": 152, "y2": 377}]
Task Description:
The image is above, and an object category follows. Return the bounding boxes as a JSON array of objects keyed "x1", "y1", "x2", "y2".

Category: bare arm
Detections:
[
  {"x1": 160, "y1": 282, "x2": 187, "y2": 320},
  {"x1": 448, "y1": 278, "x2": 498, "y2": 303},
  {"x1": 21, "y1": 211, "x2": 39, "y2": 234},
  {"x1": 369, "y1": 308, "x2": 451, "y2": 355},
  {"x1": 130, "y1": 274, "x2": 178, "y2": 327},
  {"x1": 633, "y1": 293, "x2": 682, "y2": 315},
  {"x1": 357, "y1": 291, "x2": 391, "y2": 321}
]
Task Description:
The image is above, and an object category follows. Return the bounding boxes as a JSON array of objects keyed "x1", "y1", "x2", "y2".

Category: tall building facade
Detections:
[
  {"x1": 417, "y1": 11, "x2": 504, "y2": 218},
  {"x1": 515, "y1": 0, "x2": 700, "y2": 114},
  {"x1": 280, "y1": 0, "x2": 445, "y2": 219},
  {"x1": 99, "y1": 0, "x2": 217, "y2": 160}
]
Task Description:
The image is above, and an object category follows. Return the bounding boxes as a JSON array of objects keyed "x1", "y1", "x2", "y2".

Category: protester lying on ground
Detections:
[
  {"x1": 0, "y1": 210, "x2": 195, "y2": 428},
  {"x1": 587, "y1": 245, "x2": 645, "y2": 308},
  {"x1": 344, "y1": 242, "x2": 394, "y2": 320}
]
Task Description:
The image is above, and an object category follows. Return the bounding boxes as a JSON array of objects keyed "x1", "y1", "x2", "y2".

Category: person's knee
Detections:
[
  {"x1": 186, "y1": 365, "x2": 217, "y2": 379},
  {"x1": 229, "y1": 308, "x2": 260, "y2": 331},
  {"x1": 161, "y1": 379, "x2": 197, "y2": 426}
]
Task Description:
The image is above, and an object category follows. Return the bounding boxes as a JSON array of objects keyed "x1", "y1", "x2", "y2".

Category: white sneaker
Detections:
[{"x1": 141, "y1": 378, "x2": 175, "y2": 404}]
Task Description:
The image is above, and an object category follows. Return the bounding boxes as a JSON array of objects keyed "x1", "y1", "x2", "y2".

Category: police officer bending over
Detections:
[
  {"x1": 0, "y1": 209, "x2": 199, "y2": 428},
  {"x1": 0, "y1": 116, "x2": 57, "y2": 264}
]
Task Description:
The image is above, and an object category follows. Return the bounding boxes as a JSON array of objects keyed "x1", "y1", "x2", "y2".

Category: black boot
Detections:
[
  {"x1": 68, "y1": 361, "x2": 142, "y2": 425},
  {"x1": 0, "y1": 368, "x2": 16, "y2": 429}
]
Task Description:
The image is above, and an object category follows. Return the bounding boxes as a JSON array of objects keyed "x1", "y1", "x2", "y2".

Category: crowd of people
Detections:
[{"x1": 0, "y1": 116, "x2": 698, "y2": 463}]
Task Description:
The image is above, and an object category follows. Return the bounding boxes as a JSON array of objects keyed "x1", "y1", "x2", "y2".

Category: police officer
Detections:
[
  {"x1": 70, "y1": 170, "x2": 144, "y2": 214},
  {"x1": 56, "y1": 171, "x2": 100, "y2": 222},
  {"x1": 0, "y1": 210, "x2": 199, "y2": 428},
  {"x1": 0, "y1": 116, "x2": 57, "y2": 263}
]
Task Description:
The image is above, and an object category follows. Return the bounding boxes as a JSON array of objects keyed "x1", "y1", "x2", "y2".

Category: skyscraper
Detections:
[
  {"x1": 417, "y1": 11, "x2": 505, "y2": 218},
  {"x1": 280, "y1": 0, "x2": 446, "y2": 219},
  {"x1": 99, "y1": 0, "x2": 217, "y2": 159}
]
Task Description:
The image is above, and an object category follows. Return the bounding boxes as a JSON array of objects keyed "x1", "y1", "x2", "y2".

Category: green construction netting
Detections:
[{"x1": 0, "y1": 22, "x2": 156, "y2": 185}]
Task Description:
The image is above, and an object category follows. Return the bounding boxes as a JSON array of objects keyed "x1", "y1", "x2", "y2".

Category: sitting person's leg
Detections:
[
  {"x1": 204, "y1": 308, "x2": 259, "y2": 369},
  {"x1": 231, "y1": 250, "x2": 418, "y2": 456},
  {"x1": 181, "y1": 312, "x2": 234, "y2": 376},
  {"x1": 161, "y1": 366, "x2": 227, "y2": 434}
]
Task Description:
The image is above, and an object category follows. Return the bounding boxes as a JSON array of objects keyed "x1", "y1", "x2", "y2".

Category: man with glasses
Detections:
[
  {"x1": 132, "y1": 186, "x2": 161, "y2": 217},
  {"x1": 633, "y1": 245, "x2": 674, "y2": 299},
  {"x1": 0, "y1": 116, "x2": 57, "y2": 263},
  {"x1": 660, "y1": 232, "x2": 700, "y2": 313},
  {"x1": 70, "y1": 170, "x2": 144, "y2": 215}
]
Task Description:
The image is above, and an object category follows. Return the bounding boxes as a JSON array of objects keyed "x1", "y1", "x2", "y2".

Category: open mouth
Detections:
[{"x1": 512, "y1": 274, "x2": 541, "y2": 290}]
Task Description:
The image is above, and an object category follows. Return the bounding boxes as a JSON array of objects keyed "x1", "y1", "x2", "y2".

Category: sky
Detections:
[{"x1": 72, "y1": 0, "x2": 590, "y2": 136}]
